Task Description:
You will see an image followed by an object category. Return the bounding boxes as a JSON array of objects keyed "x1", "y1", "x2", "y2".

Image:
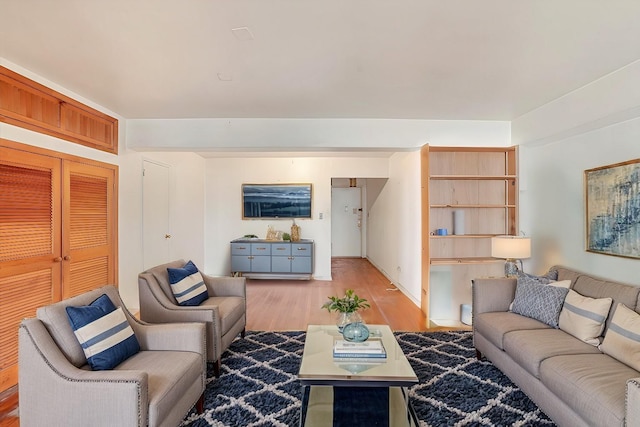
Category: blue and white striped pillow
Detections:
[
  {"x1": 167, "y1": 260, "x2": 209, "y2": 306},
  {"x1": 66, "y1": 294, "x2": 140, "y2": 370}
]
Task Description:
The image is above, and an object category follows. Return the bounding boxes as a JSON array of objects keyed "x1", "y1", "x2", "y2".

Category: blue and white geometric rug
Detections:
[{"x1": 181, "y1": 331, "x2": 555, "y2": 427}]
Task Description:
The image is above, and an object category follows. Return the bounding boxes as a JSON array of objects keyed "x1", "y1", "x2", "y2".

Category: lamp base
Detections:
[{"x1": 504, "y1": 259, "x2": 519, "y2": 278}]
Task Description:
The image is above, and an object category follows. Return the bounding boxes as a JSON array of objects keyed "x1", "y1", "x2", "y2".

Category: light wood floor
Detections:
[
  {"x1": 0, "y1": 258, "x2": 439, "y2": 427},
  {"x1": 246, "y1": 257, "x2": 430, "y2": 332}
]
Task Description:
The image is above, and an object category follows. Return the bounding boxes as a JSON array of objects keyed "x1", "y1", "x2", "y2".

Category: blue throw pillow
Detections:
[
  {"x1": 66, "y1": 294, "x2": 140, "y2": 370},
  {"x1": 167, "y1": 260, "x2": 209, "y2": 306}
]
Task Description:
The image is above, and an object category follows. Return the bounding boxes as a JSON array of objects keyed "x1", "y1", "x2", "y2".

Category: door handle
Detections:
[
  {"x1": 165, "y1": 234, "x2": 172, "y2": 239},
  {"x1": 54, "y1": 257, "x2": 62, "y2": 262},
  {"x1": 63, "y1": 255, "x2": 71, "y2": 261}
]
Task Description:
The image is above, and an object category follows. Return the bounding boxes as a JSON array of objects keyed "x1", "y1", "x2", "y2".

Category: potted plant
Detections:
[{"x1": 321, "y1": 289, "x2": 370, "y2": 333}]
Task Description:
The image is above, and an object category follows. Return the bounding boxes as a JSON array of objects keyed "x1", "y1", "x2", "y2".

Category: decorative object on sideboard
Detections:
[
  {"x1": 291, "y1": 219, "x2": 301, "y2": 242},
  {"x1": 491, "y1": 235, "x2": 531, "y2": 277}
]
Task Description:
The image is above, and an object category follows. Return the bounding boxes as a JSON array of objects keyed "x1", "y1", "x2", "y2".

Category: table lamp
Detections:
[{"x1": 491, "y1": 236, "x2": 531, "y2": 277}]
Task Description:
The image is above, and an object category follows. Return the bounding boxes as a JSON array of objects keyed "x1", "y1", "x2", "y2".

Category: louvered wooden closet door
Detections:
[
  {"x1": 62, "y1": 160, "x2": 116, "y2": 299},
  {"x1": 0, "y1": 148, "x2": 62, "y2": 392}
]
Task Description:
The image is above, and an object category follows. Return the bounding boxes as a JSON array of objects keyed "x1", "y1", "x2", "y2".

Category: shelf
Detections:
[
  {"x1": 430, "y1": 175, "x2": 516, "y2": 181},
  {"x1": 429, "y1": 204, "x2": 516, "y2": 209},
  {"x1": 430, "y1": 257, "x2": 502, "y2": 265}
]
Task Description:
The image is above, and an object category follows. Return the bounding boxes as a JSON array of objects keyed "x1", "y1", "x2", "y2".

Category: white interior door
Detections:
[
  {"x1": 331, "y1": 187, "x2": 362, "y2": 257},
  {"x1": 143, "y1": 160, "x2": 171, "y2": 269}
]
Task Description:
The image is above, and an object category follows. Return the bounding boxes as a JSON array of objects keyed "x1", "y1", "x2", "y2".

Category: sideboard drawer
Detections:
[
  {"x1": 292, "y1": 244, "x2": 312, "y2": 256},
  {"x1": 231, "y1": 243, "x2": 251, "y2": 256}
]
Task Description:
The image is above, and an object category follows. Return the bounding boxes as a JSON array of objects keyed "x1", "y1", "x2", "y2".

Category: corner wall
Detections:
[{"x1": 366, "y1": 151, "x2": 422, "y2": 304}]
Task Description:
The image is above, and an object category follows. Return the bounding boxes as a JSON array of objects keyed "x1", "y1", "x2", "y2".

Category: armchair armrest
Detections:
[
  {"x1": 627, "y1": 378, "x2": 640, "y2": 427},
  {"x1": 19, "y1": 318, "x2": 148, "y2": 426},
  {"x1": 133, "y1": 320, "x2": 206, "y2": 355},
  {"x1": 202, "y1": 274, "x2": 246, "y2": 298},
  {"x1": 472, "y1": 277, "x2": 516, "y2": 314}
]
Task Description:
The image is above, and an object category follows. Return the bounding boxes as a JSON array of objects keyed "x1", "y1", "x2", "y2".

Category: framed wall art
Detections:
[
  {"x1": 242, "y1": 183, "x2": 312, "y2": 219},
  {"x1": 585, "y1": 159, "x2": 640, "y2": 259}
]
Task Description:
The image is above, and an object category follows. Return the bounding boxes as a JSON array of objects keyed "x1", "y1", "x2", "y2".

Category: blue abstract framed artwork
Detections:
[
  {"x1": 242, "y1": 183, "x2": 312, "y2": 219},
  {"x1": 585, "y1": 159, "x2": 640, "y2": 259}
]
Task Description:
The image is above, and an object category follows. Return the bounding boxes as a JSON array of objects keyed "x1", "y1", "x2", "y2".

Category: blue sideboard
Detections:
[{"x1": 230, "y1": 239, "x2": 314, "y2": 280}]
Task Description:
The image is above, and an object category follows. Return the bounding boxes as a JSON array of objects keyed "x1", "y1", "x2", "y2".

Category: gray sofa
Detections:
[
  {"x1": 473, "y1": 266, "x2": 640, "y2": 427},
  {"x1": 19, "y1": 285, "x2": 206, "y2": 427}
]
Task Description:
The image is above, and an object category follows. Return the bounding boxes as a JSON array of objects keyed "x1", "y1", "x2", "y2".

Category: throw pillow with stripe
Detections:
[
  {"x1": 167, "y1": 260, "x2": 209, "y2": 306},
  {"x1": 559, "y1": 289, "x2": 612, "y2": 346},
  {"x1": 600, "y1": 303, "x2": 640, "y2": 371},
  {"x1": 66, "y1": 294, "x2": 140, "y2": 370}
]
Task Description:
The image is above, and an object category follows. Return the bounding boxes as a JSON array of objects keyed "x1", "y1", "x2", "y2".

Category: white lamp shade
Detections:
[{"x1": 491, "y1": 236, "x2": 531, "y2": 259}]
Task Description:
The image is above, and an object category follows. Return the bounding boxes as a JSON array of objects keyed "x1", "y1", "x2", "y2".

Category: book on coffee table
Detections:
[{"x1": 333, "y1": 339, "x2": 387, "y2": 359}]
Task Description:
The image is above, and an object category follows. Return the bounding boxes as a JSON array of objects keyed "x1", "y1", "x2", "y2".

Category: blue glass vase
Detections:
[
  {"x1": 342, "y1": 321, "x2": 370, "y2": 342},
  {"x1": 337, "y1": 311, "x2": 362, "y2": 333}
]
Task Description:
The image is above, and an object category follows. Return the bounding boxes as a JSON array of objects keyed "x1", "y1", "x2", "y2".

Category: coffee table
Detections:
[{"x1": 298, "y1": 324, "x2": 419, "y2": 427}]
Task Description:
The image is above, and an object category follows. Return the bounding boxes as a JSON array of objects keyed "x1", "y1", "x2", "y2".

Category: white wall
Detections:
[
  {"x1": 128, "y1": 118, "x2": 510, "y2": 151},
  {"x1": 204, "y1": 156, "x2": 390, "y2": 280},
  {"x1": 366, "y1": 151, "x2": 422, "y2": 304},
  {"x1": 516, "y1": 57, "x2": 640, "y2": 285},
  {"x1": 519, "y1": 119, "x2": 640, "y2": 284}
]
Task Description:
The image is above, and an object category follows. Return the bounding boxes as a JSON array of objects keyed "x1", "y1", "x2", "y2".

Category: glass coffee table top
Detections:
[{"x1": 298, "y1": 324, "x2": 418, "y2": 385}]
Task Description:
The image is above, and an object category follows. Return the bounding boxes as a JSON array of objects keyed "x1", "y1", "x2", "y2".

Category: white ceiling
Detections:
[{"x1": 1, "y1": 0, "x2": 640, "y2": 122}]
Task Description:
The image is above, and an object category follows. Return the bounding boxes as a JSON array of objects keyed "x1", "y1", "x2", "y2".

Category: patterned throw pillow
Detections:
[
  {"x1": 66, "y1": 294, "x2": 140, "y2": 370},
  {"x1": 508, "y1": 270, "x2": 565, "y2": 311},
  {"x1": 167, "y1": 260, "x2": 209, "y2": 306},
  {"x1": 559, "y1": 289, "x2": 612, "y2": 346},
  {"x1": 516, "y1": 269, "x2": 559, "y2": 286},
  {"x1": 511, "y1": 274, "x2": 569, "y2": 328},
  {"x1": 599, "y1": 304, "x2": 640, "y2": 371}
]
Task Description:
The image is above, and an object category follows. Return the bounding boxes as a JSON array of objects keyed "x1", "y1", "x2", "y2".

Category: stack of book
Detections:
[{"x1": 332, "y1": 339, "x2": 387, "y2": 359}]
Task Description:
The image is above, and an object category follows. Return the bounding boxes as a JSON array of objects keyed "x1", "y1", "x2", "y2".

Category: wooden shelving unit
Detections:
[{"x1": 421, "y1": 146, "x2": 518, "y2": 327}]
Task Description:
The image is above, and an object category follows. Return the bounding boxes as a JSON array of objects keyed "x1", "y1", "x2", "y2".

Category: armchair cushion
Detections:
[
  {"x1": 167, "y1": 260, "x2": 209, "y2": 306},
  {"x1": 66, "y1": 294, "x2": 140, "y2": 370}
]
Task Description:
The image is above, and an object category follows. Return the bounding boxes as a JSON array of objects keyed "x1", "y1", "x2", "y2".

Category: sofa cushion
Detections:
[
  {"x1": 573, "y1": 275, "x2": 640, "y2": 332},
  {"x1": 167, "y1": 260, "x2": 209, "y2": 306},
  {"x1": 559, "y1": 289, "x2": 612, "y2": 346},
  {"x1": 148, "y1": 259, "x2": 186, "y2": 303},
  {"x1": 503, "y1": 329, "x2": 601, "y2": 378},
  {"x1": 474, "y1": 312, "x2": 550, "y2": 350},
  {"x1": 600, "y1": 303, "x2": 640, "y2": 371},
  {"x1": 540, "y1": 353, "x2": 637, "y2": 427},
  {"x1": 511, "y1": 278, "x2": 569, "y2": 328},
  {"x1": 116, "y1": 350, "x2": 202, "y2": 426},
  {"x1": 66, "y1": 294, "x2": 140, "y2": 370}
]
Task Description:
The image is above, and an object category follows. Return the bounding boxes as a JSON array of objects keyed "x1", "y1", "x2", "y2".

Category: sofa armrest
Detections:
[
  {"x1": 19, "y1": 318, "x2": 148, "y2": 426},
  {"x1": 627, "y1": 378, "x2": 640, "y2": 427},
  {"x1": 202, "y1": 274, "x2": 246, "y2": 298},
  {"x1": 472, "y1": 277, "x2": 516, "y2": 314}
]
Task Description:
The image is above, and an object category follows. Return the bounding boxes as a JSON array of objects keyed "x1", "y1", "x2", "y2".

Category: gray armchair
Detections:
[
  {"x1": 138, "y1": 259, "x2": 246, "y2": 376},
  {"x1": 19, "y1": 285, "x2": 206, "y2": 427}
]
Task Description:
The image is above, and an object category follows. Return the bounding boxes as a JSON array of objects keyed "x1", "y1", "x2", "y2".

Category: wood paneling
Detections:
[
  {"x1": 0, "y1": 67, "x2": 117, "y2": 154},
  {"x1": 0, "y1": 139, "x2": 117, "y2": 393}
]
